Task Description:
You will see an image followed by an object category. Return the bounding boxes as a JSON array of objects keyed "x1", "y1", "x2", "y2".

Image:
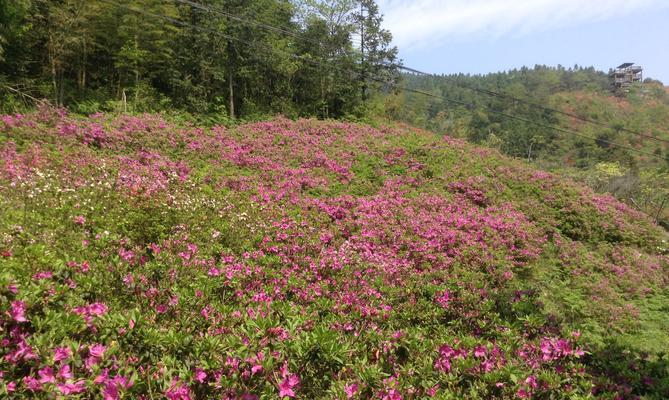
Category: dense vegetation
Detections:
[
  {"x1": 385, "y1": 66, "x2": 669, "y2": 225},
  {"x1": 2, "y1": 1, "x2": 669, "y2": 399},
  {"x1": 1, "y1": 110, "x2": 668, "y2": 399},
  {"x1": 0, "y1": 0, "x2": 398, "y2": 119}
]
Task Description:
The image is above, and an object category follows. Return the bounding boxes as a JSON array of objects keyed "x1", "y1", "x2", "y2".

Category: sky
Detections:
[{"x1": 377, "y1": 0, "x2": 669, "y2": 84}]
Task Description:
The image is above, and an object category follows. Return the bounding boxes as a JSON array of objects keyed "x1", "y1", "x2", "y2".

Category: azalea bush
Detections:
[{"x1": 1, "y1": 108, "x2": 668, "y2": 399}]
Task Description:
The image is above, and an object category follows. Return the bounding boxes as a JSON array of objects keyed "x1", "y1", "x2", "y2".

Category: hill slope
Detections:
[{"x1": 1, "y1": 109, "x2": 668, "y2": 399}]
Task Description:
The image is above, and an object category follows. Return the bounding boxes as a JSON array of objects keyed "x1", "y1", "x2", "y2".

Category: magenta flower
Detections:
[
  {"x1": 194, "y1": 368, "x2": 207, "y2": 383},
  {"x1": 10, "y1": 300, "x2": 28, "y2": 322},
  {"x1": 435, "y1": 290, "x2": 452, "y2": 309},
  {"x1": 103, "y1": 382, "x2": 119, "y2": 400},
  {"x1": 165, "y1": 379, "x2": 192, "y2": 400},
  {"x1": 88, "y1": 303, "x2": 108, "y2": 316},
  {"x1": 93, "y1": 369, "x2": 109, "y2": 385},
  {"x1": 278, "y1": 374, "x2": 300, "y2": 398},
  {"x1": 344, "y1": 383, "x2": 358, "y2": 399},
  {"x1": 23, "y1": 376, "x2": 42, "y2": 391},
  {"x1": 53, "y1": 347, "x2": 72, "y2": 363},
  {"x1": 57, "y1": 380, "x2": 86, "y2": 395},
  {"x1": 251, "y1": 364, "x2": 263, "y2": 375},
  {"x1": 73, "y1": 215, "x2": 86, "y2": 225},
  {"x1": 58, "y1": 364, "x2": 73, "y2": 380},
  {"x1": 473, "y1": 345, "x2": 487, "y2": 358},
  {"x1": 37, "y1": 367, "x2": 56, "y2": 384},
  {"x1": 89, "y1": 343, "x2": 107, "y2": 359}
]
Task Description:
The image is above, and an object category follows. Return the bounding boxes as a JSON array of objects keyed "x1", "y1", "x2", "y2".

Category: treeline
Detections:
[
  {"x1": 0, "y1": 0, "x2": 398, "y2": 119},
  {"x1": 386, "y1": 65, "x2": 617, "y2": 161},
  {"x1": 385, "y1": 66, "x2": 669, "y2": 225}
]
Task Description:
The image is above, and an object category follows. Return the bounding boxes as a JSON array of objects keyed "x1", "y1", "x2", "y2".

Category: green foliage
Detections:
[{"x1": 0, "y1": 0, "x2": 399, "y2": 120}]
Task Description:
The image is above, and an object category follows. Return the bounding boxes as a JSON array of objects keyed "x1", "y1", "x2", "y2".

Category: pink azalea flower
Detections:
[
  {"x1": 6, "y1": 381, "x2": 16, "y2": 392},
  {"x1": 525, "y1": 375, "x2": 538, "y2": 389},
  {"x1": 93, "y1": 369, "x2": 109, "y2": 385},
  {"x1": 344, "y1": 383, "x2": 358, "y2": 399},
  {"x1": 251, "y1": 364, "x2": 263, "y2": 375},
  {"x1": 435, "y1": 290, "x2": 452, "y2": 309},
  {"x1": 57, "y1": 380, "x2": 86, "y2": 395},
  {"x1": 473, "y1": 345, "x2": 487, "y2": 358},
  {"x1": 73, "y1": 215, "x2": 86, "y2": 225},
  {"x1": 278, "y1": 374, "x2": 300, "y2": 398},
  {"x1": 23, "y1": 376, "x2": 42, "y2": 391},
  {"x1": 194, "y1": 368, "x2": 207, "y2": 383},
  {"x1": 58, "y1": 364, "x2": 73, "y2": 380},
  {"x1": 103, "y1": 382, "x2": 119, "y2": 400},
  {"x1": 38, "y1": 367, "x2": 56, "y2": 384},
  {"x1": 88, "y1": 303, "x2": 108, "y2": 316},
  {"x1": 165, "y1": 379, "x2": 192, "y2": 400},
  {"x1": 89, "y1": 343, "x2": 106, "y2": 359},
  {"x1": 53, "y1": 346, "x2": 72, "y2": 363},
  {"x1": 10, "y1": 300, "x2": 28, "y2": 322}
]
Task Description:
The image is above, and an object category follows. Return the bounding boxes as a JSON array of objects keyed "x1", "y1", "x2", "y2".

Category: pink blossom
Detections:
[
  {"x1": 89, "y1": 343, "x2": 107, "y2": 359},
  {"x1": 58, "y1": 364, "x2": 73, "y2": 380},
  {"x1": 93, "y1": 369, "x2": 109, "y2": 385},
  {"x1": 89, "y1": 303, "x2": 108, "y2": 316},
  {"x1": 194, "y1": 368, "x2": 207, "y2": 383},
  {"x1": 73, "y1": 215, "x2": 86, "y2": 225},
  {"x1": 278, "y1": 374, "x2": 300, "y2": 398},
  {"x1": 53, "y1": 347, "x2": 72, "y2": 363},
  {"x1": 251, "y1": 364, "x2": 263, "y2": 375},
  {"x1": 525, "y1": 375, "x2": 538, "y2": 389},
  {"x1": 344, "y1": 383, "x2": 358, "y2": 399},
  {"x1": 38, "y1": 367, "x2": 56, "y2": 384},
  {"x1": 57, "y1": 380, "x2": 86, "y2": 395},
  {"x1": 32, "y1": 271, "x2": 53, "y2": 280},
  {"x1": 103, "y1": 383, "x2": 119, "y2": 400},
  {"x1": 435, "y1": 290, "x2": 452, "y2": 309},
  {"x1": 473, "y1": 345, "x2": 487, "y2": 358},
  {"x1": 165, "y1": 379, "x2": 192, "y2": 400},
  {"x1": 23, "y1": 376, "x2": 42, "y2": 391},
  {"x1": 9, "y1": 300, "x2": 28, "y2": 322}
]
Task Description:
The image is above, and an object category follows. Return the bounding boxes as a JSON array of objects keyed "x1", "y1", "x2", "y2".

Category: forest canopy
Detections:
[{"x1": 0, "y1": 0, "x2": 399, "y2": 119}]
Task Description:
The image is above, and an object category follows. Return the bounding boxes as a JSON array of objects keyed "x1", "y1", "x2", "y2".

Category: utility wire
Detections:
[
  {"x1": 178, "y1": 0, "x2": 668, "y2": 145},
  {"x1": 174, "y1": 0, "x2": 325, "y2": 47},
  {"x1": 163, "y1": 0, "x2": 667, "y2": 145},
  {"x1": 101, "y1": 0, "x2": 668, "y2": 161},
  {"x1": 397, "y1": 65, "x2": 669, "y2": 144}
]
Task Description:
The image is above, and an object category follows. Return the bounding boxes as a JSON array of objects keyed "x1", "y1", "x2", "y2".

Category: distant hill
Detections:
[
  {"x1": 385, "y1": 65, "x2": 669, "y2": 225},
  {"x1": 1, "y1": 110, "x2": 668, "y2": 398}
]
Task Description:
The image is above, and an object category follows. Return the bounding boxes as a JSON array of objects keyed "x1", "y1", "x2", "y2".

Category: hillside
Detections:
[
  {"x1": 2, "y1": 109, "x2": 669, "y2": 399},
  {"x1": 387, "y1": 68, "x2": 669, "y2": 225}
]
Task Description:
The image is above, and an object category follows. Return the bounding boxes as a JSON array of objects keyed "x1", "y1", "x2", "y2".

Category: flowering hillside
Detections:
[{"x1": 1, "y1": 109, "x2": 668, "y2": 399}]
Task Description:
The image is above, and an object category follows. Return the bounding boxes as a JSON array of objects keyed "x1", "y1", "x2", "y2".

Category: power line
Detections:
[
  {"x1": 385, "y1": 86, "x2": 667, "y2": 161},
  {"x1": 174, "y1": 0, "x2": 669, "y2": 145},
  {"x1": 173, "y1": 0, "x2": 324, "y2": 47},
  {"x1": 397, "y1": 65, "x2": 669, "y2": 144},
  {"x1": 101, "y1": 0, "x2": 667, "y2": 162}
]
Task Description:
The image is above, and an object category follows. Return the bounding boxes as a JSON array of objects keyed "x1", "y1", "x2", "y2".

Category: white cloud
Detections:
[{"x1": 378, "y1": 0, "x2": 668, "y2": 48}]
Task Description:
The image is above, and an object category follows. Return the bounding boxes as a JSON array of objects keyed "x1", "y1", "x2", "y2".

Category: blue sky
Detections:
[{"x1": 378, "y1": 0, "x2": 669, "y2": 84}]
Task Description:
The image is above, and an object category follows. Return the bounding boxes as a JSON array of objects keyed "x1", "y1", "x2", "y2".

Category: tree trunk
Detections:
[
  {"x1": 49, "y1": 34, "x2": 58, "y2": 106},
  {"x1": 81, "y1": 38, "x2": 87, "y2": 91},
  {"x1": 228, "y1": 68, "x2": 235, "y2": 119},
  {"x1": 134, "y1": 35, "x2": 140, "y2": 107}
]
